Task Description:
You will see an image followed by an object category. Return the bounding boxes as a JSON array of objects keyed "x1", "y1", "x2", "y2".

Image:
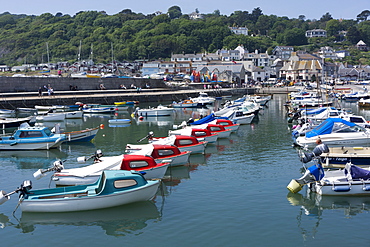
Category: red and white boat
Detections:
[
  {"x1": 149, "y1": 135, "x2": 207, "y2": 154},
  {"x1": 50, "y1": 154, "x2": 169, "y2": 186},
  {"x1": 209, "y1": 119, "x2": 240, "y2": 132},
  {"x1": 125, "y1": 144, "x2": 191, "y2": 166},
  {"x1": 169, "y1": 128, "x2": 218, "y2": 143},
  {"x1": 189, "y1": 123, "x2": 232, "y2": 138}
]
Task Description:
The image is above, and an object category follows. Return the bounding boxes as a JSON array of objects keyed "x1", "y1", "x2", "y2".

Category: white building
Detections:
[
  {"x1": 305, "y1": 29, "x2": 327, "y2": 38},
  {"x1": 228, "y1": 26, "x2": 248, "y2": 36}
]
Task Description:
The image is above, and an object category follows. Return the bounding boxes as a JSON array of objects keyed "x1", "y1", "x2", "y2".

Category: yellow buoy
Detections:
[{"x1": 287, "y1": 179, "x2": 303, "y2": 193}]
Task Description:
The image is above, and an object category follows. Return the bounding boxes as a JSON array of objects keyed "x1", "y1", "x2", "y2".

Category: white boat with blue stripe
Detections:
[{"x1": 0, "y1": 125, "x2": 66, "y2": 150}]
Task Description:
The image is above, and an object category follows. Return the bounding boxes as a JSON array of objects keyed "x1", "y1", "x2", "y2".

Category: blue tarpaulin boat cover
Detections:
[
  {"x1": 190, "y1": 113, "x2": 215, "y2": 125},
  {"x1": 305, "y1": 118, "x2": 355, "y2": 138},
  {"x1": 346, "y1": 165, "x2": 370, "y2": 179},
  {"x1": 304, "y1": 107, "x2": 336, "y2": 115}
]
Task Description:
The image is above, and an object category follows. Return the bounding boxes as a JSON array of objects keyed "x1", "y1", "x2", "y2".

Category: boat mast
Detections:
[
  {"x1": 78, "y1": 40, "x2": 82, "y2": 72},
  {"x1": 46, "y1": 42, "x2": 50, "y2": 66},
  {"x1": 90, "y1": 43, "x2": 93, "y2": 62},
  {"x1": 111, "y1": 42, "x2": 115, "y2": 75}
]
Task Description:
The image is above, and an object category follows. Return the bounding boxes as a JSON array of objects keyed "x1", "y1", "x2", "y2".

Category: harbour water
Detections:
[{"x1": 1, "y1": 95, "x2": 370, "y2": 246}]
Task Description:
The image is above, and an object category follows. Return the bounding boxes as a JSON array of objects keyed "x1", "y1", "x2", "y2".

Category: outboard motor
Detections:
[
  {"x1": 287, "y1": 161, "x2": 325, "y2": 193},
  {"x1": 0, "y1": 180, "x2": 33, "y2": 205},
  {"x1": 299, "y1": 142, "x2": 329, "y2": 163},
  {"x1": 33, "y1": 160, "x2": 65, "y2": 179}
]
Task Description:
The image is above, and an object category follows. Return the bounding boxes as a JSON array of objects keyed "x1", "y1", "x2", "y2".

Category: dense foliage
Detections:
[{"x1": 0, "y1": 7, "x2": 369, "y2": 66}]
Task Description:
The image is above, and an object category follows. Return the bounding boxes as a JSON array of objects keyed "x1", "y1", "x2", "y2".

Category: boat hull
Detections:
[
  {"x1": 0, "y1": 116, "x2": 35, "y2": 129},
  {"x1": 64, "y1": 127, "x2": 99, "y2": 142},
  {"x1": 309, "y1": 180, "x2": 370, "y2": 196},
  {"x1": 177, "y1": 142, "x2": 207, "y2": 154},
  {"x1": 20, "y1": 181, "x2": 160, "y2": 212},
  {"x1": 0, "y1": 138, "x2": 64, "y2": 150},
  {"x1": 36, "y1": 113, "x2": 65, "y2": 121},
  {"x1": 155, "y1": 151, "x2": 191, "y2": 166}
]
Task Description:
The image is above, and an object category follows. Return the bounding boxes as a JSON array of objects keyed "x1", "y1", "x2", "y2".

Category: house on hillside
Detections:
[
  {"x1": 356, "y1": 40, "x2": 368, "y2": 51},
  {"x1": 228, "y1": 26, "x2": 248, "y2": 35},
  {"x1": 305, "y1": 29, "x2": 327, "y2": 38},
  {"x1": 243, "y1": 51, "x2": 273, "y2": 67},
  {"x1": 0, "y1": 65, "x2": 11, "y2": 72},
  {"x1": 336, "y1": 50, "x2": 350, "y2": 59},
  {"x1": 317, "y1": 46, "x2": 338, "y2": 60},
  {"x1": 272, "y1": 46, "x2": 294, "y2": 60}
]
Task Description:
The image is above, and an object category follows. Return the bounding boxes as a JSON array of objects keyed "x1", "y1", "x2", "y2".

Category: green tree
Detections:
[
  {"x1": 320, "y1": 12, "x2": 333, "y2": 22},
  {"x1": 358, "y1": 21, "x2": 370, "y2": 44},
  {"x1": 357, "y1": 10, "x2": 370, "y2": 22},
  {"x1": 326, "y1": 19, "x2": 342, "y2": 36},
  {"x1": 168, "y1": 6, "x2": 182, "y2": 19},
  {"x1": 283, "y1": 28, "x2": 307, "y2": 46},
  {"x1": 347, "y1": 26, "x2": 362, "y2": 44}
]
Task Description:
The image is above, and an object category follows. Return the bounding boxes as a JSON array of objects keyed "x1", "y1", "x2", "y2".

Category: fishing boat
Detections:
[
  {"x1": 189, "y1": 92, "x2": 215, "y2": 106},
  {"x1": 358, "y1": 98, "x2": 370, "y2": 108},
  {"x1": 294, "y1": 118, "x2": 370, "y2": 148},
  {"x1": 114, "y1": 101, "x2": 138, "y2": 106},
  {"x1": 108, "y1": 119, "x2": 131, "y2": 124},
  {"x1": 0, "y1": 126, "x2": 65, "y2": 150},
  {"x1": 148, "y1": 134, "x2": 207, "y2": 154},
  {"x1": 44, "y1": 153, "x2": 169, "y2": 186},
  {"x1": 188, "y1": 123, "x2": 232, "y2": 138},
  {"x1": 289, "y1": 162, "x2": 370, "y2": 196},
  {"x1": 169, "y1": 128, "x2": 218, "y2": 143},
  {"x1": 36, "y1": 112, "x2": 66, "y2": 121},
  {"x1": 190, "y1": 117, "x2": 240, "y2": 132},
  {"x1": 0, "y1": 109, "x2": 15, "y2": 115},
  {"x1": 125, "y1": 144, "x2": 191, "y2": 166},
  {"x1": 35, "y1": 105, "x2": 57, "y2": 111},
  {"x1": 343, "y1": 90, "x2": 369, "y2": 101},
  {"x1": 134, "y1": 105, "x2": 174, "y2": 117},
  {"x1": 171, "y1": 99, "x2": 198, "y2": 108},
  {"x1": 0, "y1": 116, "x2": 36, "y2": 129},
  {"x1": 82, "y1": 107, "x2": 116, "y2": 114},
  {"x1": 0, "y1": 170, "x2": 160, "y2": 212},
  {"x1": 17, "y1": 108, "x2": 37, "y2": 114},
  {"x1": 320, "y1": 146, "x2": 370, "y2": 168},
  {"x1": 245, "y1": 94, "x2": 271, "y2": 106},
  {"x1": 221, "y1": 109, "x2": 255, "y2": 125},
  {"x1": 186, "y1": 114, "x2": 240, "y2": 132},
  {"x1": 62, "y1": 126, "x2": 100, "y2": 142}
]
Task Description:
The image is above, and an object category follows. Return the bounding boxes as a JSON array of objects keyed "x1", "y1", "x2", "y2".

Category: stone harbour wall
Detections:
[{"x1": 0, "y1": 77, "x2": 167, "y2": 93}]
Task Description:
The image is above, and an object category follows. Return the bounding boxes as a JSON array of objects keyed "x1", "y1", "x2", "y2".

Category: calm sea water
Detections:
[{"x1": 1, "y1": 95, "x2": 369, "y2": 246}]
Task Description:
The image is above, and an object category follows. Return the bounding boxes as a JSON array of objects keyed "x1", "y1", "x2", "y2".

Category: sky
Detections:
[{"x1": 1, "y1": 0, "x2": 368, "y2": 20}]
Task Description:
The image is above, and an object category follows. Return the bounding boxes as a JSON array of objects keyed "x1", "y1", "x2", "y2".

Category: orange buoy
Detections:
[
  {"x1": 100, "y1": 124, "x2": 105, "y2": 129},
  {"x1": 139, "y1": 116, "x2": 144, "y2": 121}
]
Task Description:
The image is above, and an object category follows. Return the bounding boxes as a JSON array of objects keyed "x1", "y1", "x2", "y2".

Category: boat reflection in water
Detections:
[
  {"x1": 133, "y1": 116, "x2": 174, "y2": 127},
  {"x1": 0, "y1": 149, "x2": 68, "y2": 169},
  {"x1": 18, "y1": 201, "x2": 160, "y2": 235},
  {"x1": 287, "y1": 191, "x2": 370, "y2": 217},
  {"x1": 287, "y1": 190, "x2": 370, "y2": 242}
]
